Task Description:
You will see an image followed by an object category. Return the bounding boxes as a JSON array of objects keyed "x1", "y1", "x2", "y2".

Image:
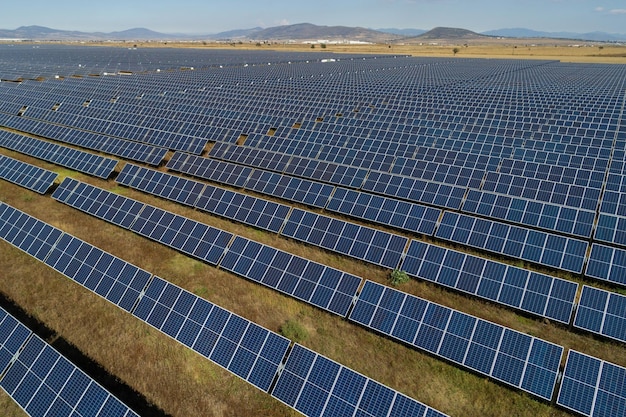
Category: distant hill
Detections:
[
  {"x1": 376, "y1": 28, "x2": 427, "y2": 37},
  {"x1": 483, "y1": 28, "x2": 626, "y2": 42},
  {"x1": 1, "y1": 24, "x2": 624, "y2": 43},
  {"x1": 212, "y1": 27, "x2": 264, "y2": 40},
  {"x1": 247, "y1": 23, "x2": 398, "y2": 42},
  {"x1": 0, "y1": 25, "x2": 188, "y2": 41},
  {"x1": 416, "y1": 27, "x2": 491, "y2": 40}
]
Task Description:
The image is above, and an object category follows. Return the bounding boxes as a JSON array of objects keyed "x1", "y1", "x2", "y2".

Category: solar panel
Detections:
[
  {"x1": 557, "y1": 350, "x2": 626, "y2": 417},
  {"x1": 271, "y1": 343, "x2": 449, "y2": 417},
  {"x1": 0, "y1": 203, "x2": 64, "y2": 262},
  {"x1": 349, "y1": 281, "x2": 563, "y2": 401},
  {"x1": 362, "y1": 171, "x2": 466, "y2": 211},
  {"x1": 0, "y1": 329, "x2": 139, "y2": 417},
  {"x1": 586, "y1": 243, "x2": 626, "y2": 286},
  {"x1": 244, "y1": 169, "x2": 334, "y2": 209},
  {"x1": 401, "y1": 240, "x2": 578, "y2": 323},
  {"x1": 0, "y1": 154, "x2": 57, "y2": 194},
  {"x1": 0, "y1": 130, "x2": 118, "y2": 179},
  {"x1": 220, "y1": 236, "x2": 361, "y2": 317},
  {"x1": 52, "y1": 177, "x2": 234, "y2": 266},
  {"x1": 595, "y1": 214, "x2": 626, "y2": 247},
  {"x1": 462, "y1": 189, "x2": 595, "y2": 239},
  {"x1": 210, "y1": 140, "x2": 369, "y2": 189},
  {"x1": 599, "y1": 190, "x2": 626, "y2": 216},
  {"x1": 574, "y1": 285, "x2": 626, "y2": 344},
  {"x1": 0, "y1": 308, "x2": 32, "y2": 376},
  {"x1": 281, "y1": 208, "x2": 408, "y2": 270},
  {"x1": 116, "y1": 163, "x2": 204, "y2": 207},
  {"x1": 1, "y1": 114, "x2": 167, "y2": 166},
  {"x1": 166, "y1": 151, "x2": 253, "y2": 188},
  {"x1": 133, "y1": 276, "x2": 290, "y2": 392},
  {"x1": 435, "y1": 211, "x2": 588, "y2": 273},
  {"x1": 117, "y1": 163, "x2": 292, "y2": 234},
  {"x1": 327, "y1": 187, "x2": 441, "y2": 235},
  {"x1": 481, "y1": 172, "x2": 601, "y2": 211}
]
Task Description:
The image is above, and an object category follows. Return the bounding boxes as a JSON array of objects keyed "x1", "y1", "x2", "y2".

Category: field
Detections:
[
  {"x1": 116, "y1": 40, "x2": 626, "y2": 64},
  {"x1": 0, "y1": 43, "x2": 625, "y2": 417}
]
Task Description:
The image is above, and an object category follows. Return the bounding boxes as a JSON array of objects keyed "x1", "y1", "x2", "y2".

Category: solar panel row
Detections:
[
  {"x1": 557, "y1": 350, "x2": 626, "y2": 417},
  {"x1": 574, "y1": 285, "x2": 626, "y2": 344},
  {"x1": 462, "y1": 189, "x2": 595, "y2": 239},
  {"x1": 0, "y1": 200, "x2": 449, "y2": 416},
  {"x1": 0, "y1": 114, "x2": 167, "y2": 166},
  {"x1": 271, "y1": 343, "x2": 449, "y2": 417},
  {"x1": 210, "y1": 142, "x2": 369, "y2": 189},
  {"x1": 435, "y1": 211, "x2": 588, "y2": 274},
  {"x1": 349, "y1": 281, "x2": 563, "y2": 401},
  {"x1": 498, "y1": 158, "x2": 606, "y2": 188},
  {"x1": 363, "y1": 171, "x2": 467, "y2": 210},
  {"x1": 133, "y1": 277, "x2": 291, "y2": 392},
  {"x1": 52, "y1": 178, "x2": 234, "y2": 266},
  {"x1": 401, "y1": 240, "x2": 578, "y2": 324},
  {"x1": 326, "y1": 187, "x2": 441, "y2": 235},
  {"x1": 282, "y1": 208, "x2": 408, "y2": 270},
  {"x1": 220, "y1": 236, "x2": 361, "y2": 317},
  {"x1": 0, "y1": 203, "x2": 151, "y2": 312},
  {"x1": 117, "y1": 164, "x2": 291, "y2": 233},
  {"x1": 0, "y1": 307, "x2": 139, "y2": 417},
  {"x1": 481, "y1": 172, "x2": 601, "y2": 211},
  {"x1": 53, "y1": 178, "x2": 361, "y2": 317},
  {"x1": 0, "y1": 129, "x2": 118, "y2": 179},
  {"x1": 0, "y1": 154, "x2": 57, "y2": 194}
]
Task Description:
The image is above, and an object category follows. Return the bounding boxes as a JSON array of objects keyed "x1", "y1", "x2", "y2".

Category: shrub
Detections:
[
  {"x1": 279, "y1": 319, "x2": 309, "y2": 343},
  {"x1": 389, "y1": 269, "x2": 409, "y2": 286}
]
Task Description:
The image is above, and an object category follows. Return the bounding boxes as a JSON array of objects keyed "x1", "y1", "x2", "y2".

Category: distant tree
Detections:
[
  {"x1": 320, "y1": 43, "x2": 327, "y2": 49},
  {"x1": 311, "y1": 44, "x2": 315, "y2": 49},
  {"x1": 256, "y1": 42, "x2": 262, "y2": 47},
  {"x1": 452, "y1": 47, "x2": 460, "y2": 55}
]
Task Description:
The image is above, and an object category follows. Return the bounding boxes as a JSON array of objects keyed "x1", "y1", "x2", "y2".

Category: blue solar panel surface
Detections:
[
  {"x1": 557, "y1": 350, "x2": 626, "y2": 417},
  {"x1": 574, "y1": 285, "x2": 626, "y2": 344},
  {"x1": 586, "y1": 243, "x2": 626, "y2": 286},
  {"x1": 52, "y1": 177, "x2": 234, "y2": 266},
  {"x1": 327, "y1": 187, "x2": 441, "y2": 235},
  {"x1": 282, "y1": 208, "x2": 408, "y2": 270},
  {"x1": 349, "y1": 281, "x2": 563, "y2": 401},
  {"x1": 0, "y1": 203, "x2": 151, "y2": 313},
  {"x1": 401, "y1": 240, "x2": 577, "y2": 323},
  {"x1": 133, "y1": 276, "x2": 290, "y2": 392},
  {"x1": 0, "y1": 130, "x2": 118, "y2": 179},
  {"x1": 0, "y1": 307, "x2": 138, "y2": 417},
  {"x1": 117, "y1": 163, "x2": 291, "y2": 233},
  {"x1": 220, "y1": 236, "x2": 361, "y2": 317},
  {"x1": 271, "y1": 343, "x2": 449, "y2": 417},
  {"x1": 462, "y1": 189, "x2": 595, "y2": 239},
  {"x1": 435, "y1": 211, "x2": 588, "y2": 273},
  {"x1": 0, "y1": 154, "x2": 57, "y2": 194}
]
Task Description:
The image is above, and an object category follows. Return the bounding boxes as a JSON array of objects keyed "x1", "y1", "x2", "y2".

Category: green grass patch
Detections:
[{"x1": 279, "y1": 319, "x2": 309, "y2": 343}]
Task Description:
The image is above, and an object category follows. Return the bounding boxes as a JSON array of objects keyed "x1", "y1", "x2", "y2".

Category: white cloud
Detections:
[
  {"x1": 594, "y1": 7, "x2": 604, "y2": 12},
  {"x1": 609, "y1": 9, "x2": 626, "y2": 14}
]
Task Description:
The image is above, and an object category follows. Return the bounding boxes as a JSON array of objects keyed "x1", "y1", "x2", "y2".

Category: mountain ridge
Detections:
[{"x1": 0, "y1": 23, "x2": 624, "y2": 43}]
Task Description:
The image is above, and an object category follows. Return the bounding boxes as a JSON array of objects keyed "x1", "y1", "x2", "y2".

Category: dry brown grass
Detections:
[
  {"x1": 84, "y1": 40, "x2": 626, "y2": 65},
  {"x1": 0, "y1": 145, "x2": 615, "y2": 417}
]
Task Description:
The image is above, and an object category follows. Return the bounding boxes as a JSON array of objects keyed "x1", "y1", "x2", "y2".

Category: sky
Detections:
[{"x1": 1, "y1": 0, "x2": 625, "y2": 35}]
